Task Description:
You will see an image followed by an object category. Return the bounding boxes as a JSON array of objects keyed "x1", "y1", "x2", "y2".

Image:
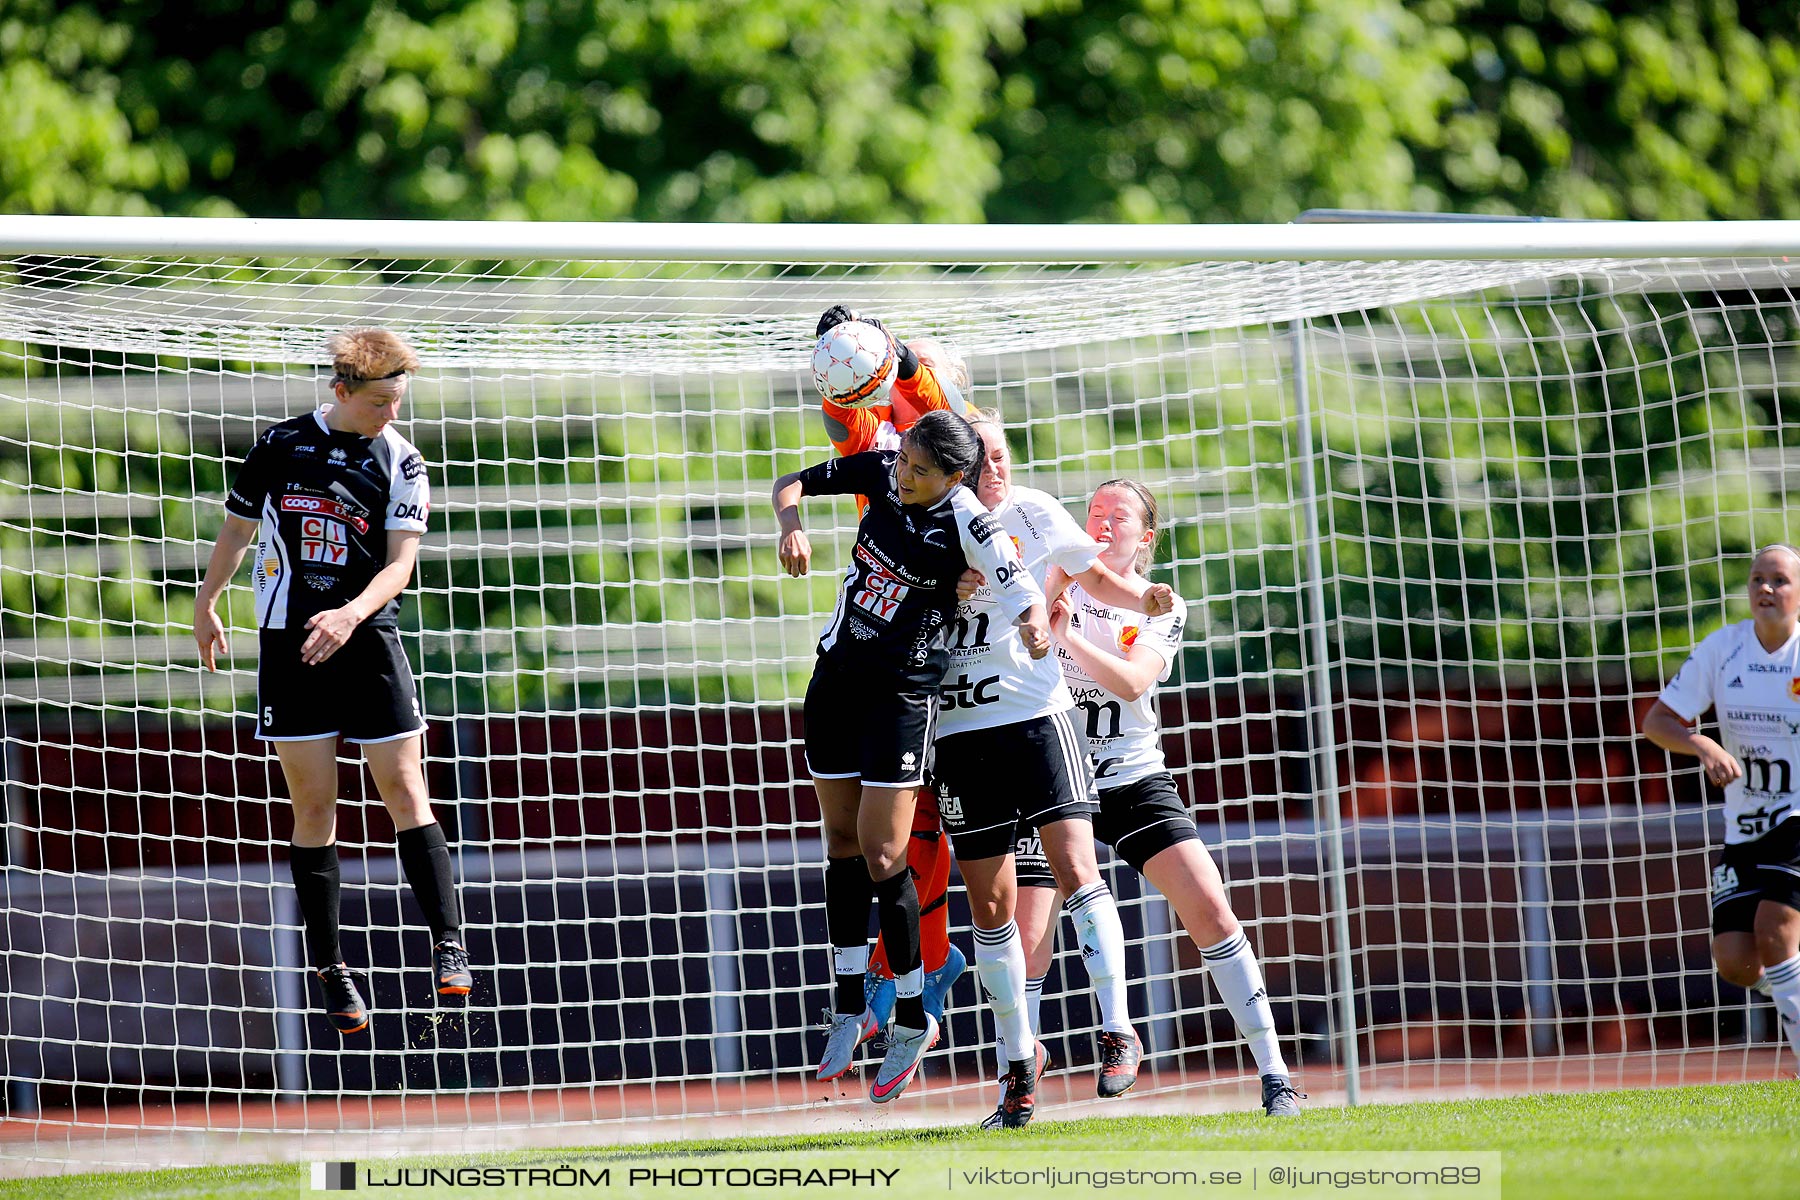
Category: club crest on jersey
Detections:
[
  {"x1": 1790, "y1": 678, "x2": 1800, "y2": 702},
  {"x1": 1120, "y1": 625, "x2": 1140, "y2": 650},
  {"x1": 1009, "y1": 535, "x2": 1023, "y2": 560}
]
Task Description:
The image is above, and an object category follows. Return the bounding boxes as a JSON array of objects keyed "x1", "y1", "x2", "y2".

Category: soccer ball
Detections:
[{"x1": 811, "y1": 320, "x2": 897, "y2": 409}]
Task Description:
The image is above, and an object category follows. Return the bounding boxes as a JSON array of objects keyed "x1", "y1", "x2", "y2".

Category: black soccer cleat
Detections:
[
  {"x1": 433, "y1": 938, "x2": 473, "y2": 996},
  {"x1": 315, "y1": 964, "x2": 369, "y2": 1034},
  {"x1": 981, "y1": 1040, "x2": 1046, "y2": 1131},
  {"x1": 1261, "y1": 1073, "x2": 1305, "y2": 1117},
  {"x1": 1096, "y1": 1028, "x2": 1142, "y2": 1098}
]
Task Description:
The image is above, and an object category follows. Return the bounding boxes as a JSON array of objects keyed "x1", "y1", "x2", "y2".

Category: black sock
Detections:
[
  {"x1": 825, "y1": 855, "x2": 875, "y2": 1013},
  {"x1": 873, "y1": 869, "x2": 925, "y2": 1028},
  {"x1": 289, "y1": 843, "x2": 344, "y2": 970},
  {"x1": 395, "y1": 822, "x2": 462, "y2": 944}
]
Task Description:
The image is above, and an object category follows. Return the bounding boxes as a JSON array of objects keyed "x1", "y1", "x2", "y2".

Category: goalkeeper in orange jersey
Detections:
[
  {"x1": 811, "y1": 304, "x2": 969, "y2": 1042},
  {"x1": 815, "y1": 304, "x2": 971, "y2": 465}
]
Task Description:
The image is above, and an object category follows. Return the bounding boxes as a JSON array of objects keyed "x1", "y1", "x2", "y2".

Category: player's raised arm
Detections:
[
  {"x1": 772, "y1": 452, "x2": 891, "y2": 577},
  {"x1": 815, "y1": 305, "x2": 970, "y2": 456},
  {"x1": 1073, "y1": 557, "x2": 1177, "y2": 617},
  {"x1": 771, "y1": 470, "x2": 812, "y2": 577},
  {"x1": 1046, "y1": 592, "x2": 1164, "y2": 703}
]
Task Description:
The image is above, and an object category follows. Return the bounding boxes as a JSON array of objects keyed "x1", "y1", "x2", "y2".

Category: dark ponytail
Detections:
[{"x1": 903, "y1": 410, "x2": 984, "y2": 494}]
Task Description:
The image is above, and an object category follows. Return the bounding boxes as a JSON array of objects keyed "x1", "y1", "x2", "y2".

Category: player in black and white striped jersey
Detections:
[
  {"x1": 193, "y1": 327, "x2": 471, "y2": 1035},
  {"x1": 1643, "y1": 543, "x2": 1800, "y2": 1073},
  {"x1": 773, "y1": 410, "x2": 1049, "y2": 1104}
]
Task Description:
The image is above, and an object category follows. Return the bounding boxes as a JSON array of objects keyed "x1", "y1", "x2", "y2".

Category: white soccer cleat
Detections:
[
  {"x1": 869, "y1": 1015, "x2": 938, "y2": 1104},
  {"x1": 816, "y1": 1008, "x2": 879, "y2": 1082}
]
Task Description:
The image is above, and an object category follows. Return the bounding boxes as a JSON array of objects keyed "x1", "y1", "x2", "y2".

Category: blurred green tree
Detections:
[
  {"x1": 984, "y1": 0, "x2": 1467, "y2": 223},
  {"x1": 1422, "y1": 0, "x2": 1800, "y2": 219},
  {"x1": 6, "y1": 0, "x2": 1023, "y2": 222},
  {"x1": 7, "y1": 0, "x2": 1796, "y2": 223},
  {"x1": 0, "y1": 1, "x2": 190, "y2": 214}
]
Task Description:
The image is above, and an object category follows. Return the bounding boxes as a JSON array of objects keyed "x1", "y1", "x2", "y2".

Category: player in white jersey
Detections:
[
  {"x1": 1031, "y1": 479, "x2": 1300, "y2": 1118},
  {"x1": 929, "y1": 414, "x2": 1175, "y2": 1126},
  {"x1": 1643, "y1": 544, "x2": 1800, "y2": 1071}
]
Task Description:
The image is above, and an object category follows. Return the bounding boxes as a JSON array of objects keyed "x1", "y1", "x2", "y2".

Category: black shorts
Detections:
[
  {"x1": 256, "y1": 624, "x2": 424, "y2": 744},
  {"x1": 930, "y1": 709, "x2": 1096, "y2": 861},
  {"x1": 1095, "y1": 773, "x2": 1204, "y2": 874},
  {"x1": 1711, "y1": 817, "x2": 1800, "y2": 934},
  {"x1": 803, "y1": 657, "x2": 937, "y2": 787}
]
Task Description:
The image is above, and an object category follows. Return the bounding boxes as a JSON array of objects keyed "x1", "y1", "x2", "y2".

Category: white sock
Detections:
[
  {"x1": 1065, "y1": 880, "x2": 1132, "y2": 1034},
  {"x1": 1026, "y1": 974, "x2": 1046, "y2": 1039},
  {"x1": 833, "y1": 943, "x2": 869, "y2": 977},
  {"x1": 1201, "y1": 931, "x2": 1288, "y2": 1077},
  {"x1": 973, "y1": 921, "x2": 1035, "y2": 1068},
  {"x1": 1766, "y1": 954, "x2": 1800, "y2": 1066},
  {"x1": 1749, "y1": 971, "x2": 1774, "y2": 998},
  {"x1": 998, "y1": 974, "x2": 1049, "y2": 1078},
  {"x1": 895, "y1": 967, "x2": 924, "y2": 1000}
]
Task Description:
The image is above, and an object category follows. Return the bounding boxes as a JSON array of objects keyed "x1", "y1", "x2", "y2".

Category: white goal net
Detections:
[{"x1": 2, "y1": 219, "x2": 1797, "y2": 1170}]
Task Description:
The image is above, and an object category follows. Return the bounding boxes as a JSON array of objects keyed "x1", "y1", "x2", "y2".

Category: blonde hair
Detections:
[
  {"x1": 964, "y1": 405, "x2": 1003, "y2": 432},
  {"x1": 909, "y1": 338, "x2": 970, "y2": 393},
  {"x1": 328, "y1": 327, "x2": 419, "y2": 387},
  {"x1": 1753, "y1": 544, "x2": 1800, "y2": 572}
]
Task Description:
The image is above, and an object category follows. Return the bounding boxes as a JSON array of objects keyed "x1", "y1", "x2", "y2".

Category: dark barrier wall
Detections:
[
  {"x1": 3, "y1": 681, "x2": 1701, "y2": 873},
  {"x1": 0, "y1": 813, "x2": 1726, "y2": 1106},
  {"x1": 1, "y1": 679, "x2": 1731, "y2": 1108}
]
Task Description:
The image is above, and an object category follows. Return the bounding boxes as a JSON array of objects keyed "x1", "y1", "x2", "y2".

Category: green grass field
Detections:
[{"x1": 5, "y1": 1082, "x2": 1795, "y2": 1200}]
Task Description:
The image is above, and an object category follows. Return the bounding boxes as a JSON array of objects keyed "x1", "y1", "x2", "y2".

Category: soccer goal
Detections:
[{"x1": 2, "y1": 216, "x2": 1798, "y2": 1170}]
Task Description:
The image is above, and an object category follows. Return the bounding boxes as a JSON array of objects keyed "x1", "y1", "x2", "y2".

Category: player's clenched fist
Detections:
[
  {"x1": 1017, "y1": 605, "x2": 1052, "y2": 660},
  {"x1": 779, "y1": 528, "x2": 813, "y2": 577}
]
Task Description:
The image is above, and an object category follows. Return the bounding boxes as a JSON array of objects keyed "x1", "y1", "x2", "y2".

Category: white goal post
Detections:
[{"x1": 3, "y1": 216, "x2": 1800, "y2": 1171}]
